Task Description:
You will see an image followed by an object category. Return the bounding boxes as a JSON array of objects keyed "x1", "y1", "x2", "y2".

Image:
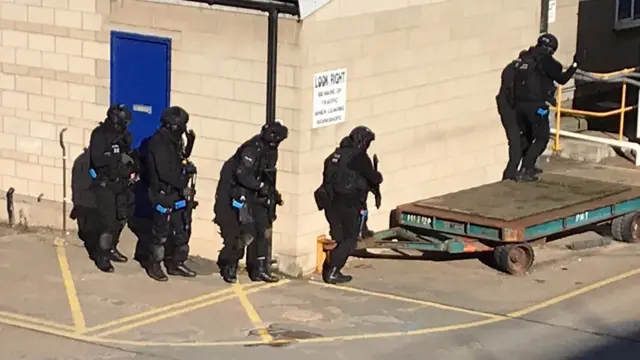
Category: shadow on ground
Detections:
[{"x1": 567, "y1": 326, "x2": 640, "y2": 359}]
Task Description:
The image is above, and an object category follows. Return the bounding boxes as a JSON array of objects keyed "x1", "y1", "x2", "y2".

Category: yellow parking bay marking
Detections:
[
  {"x1": 0, "y1": 310, "x2": 74, "y2": 331},
  {"x1": 54, "y1": 238, "x2": 86, "y2": 333},
  {"x1": 308, "y1": 280, "x2": 504, "y2": 319},
  {"x1": 84, "y1": 283, "x2": 261, "y2": 334},
  {"x1": 233, "y1": 280, "x2": 274, "y2": 343},
  {"x1": 94, "y1": 280, "x2": 289, "y2": 338},
  {"x1": 0, "y1": 268, "x2": 637, "y2": 347}
]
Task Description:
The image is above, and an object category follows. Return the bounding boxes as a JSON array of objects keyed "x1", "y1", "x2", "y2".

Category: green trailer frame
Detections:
[{"x1": 359, "y1": 174, "x2": 640, "y2": 274}]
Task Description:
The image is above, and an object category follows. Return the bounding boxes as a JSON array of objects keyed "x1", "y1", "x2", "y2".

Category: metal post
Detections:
[
  {"x1": 265, "y1": 8, "x2": 279, "y2": 125},
  {"x1": 540, "y1": 0, "x2": 549, "y2": 33},
  {"x1": 265, "y1": 8, "x2": 279, "y2": 268},
  {"x1": 636, "y1": 89, "x2": 640, "y2": 141},
  {"x1": 59, "y1": 128, "x2": 68, "y2": 236}
]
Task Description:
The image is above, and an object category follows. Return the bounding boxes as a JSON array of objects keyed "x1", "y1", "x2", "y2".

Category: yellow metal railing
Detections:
[{"x1": 551, "y1": 67, "x2": 638, "y2": 151}]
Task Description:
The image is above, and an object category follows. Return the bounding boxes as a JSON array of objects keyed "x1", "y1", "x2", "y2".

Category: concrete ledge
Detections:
[{"x1": 546, "y1": 131, "x2": 624, "y2": 163}]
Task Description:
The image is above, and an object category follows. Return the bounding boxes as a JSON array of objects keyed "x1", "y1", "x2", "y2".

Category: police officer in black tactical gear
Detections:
[
  {"x1": 314, "y1": 126, "x2": 383, "y2": 284},
  {"x1": 87, "y1": 104, "x2": 139, "y2": 273},
  {"x1": 142, "y1": 106, "x2": 198, "y2": 282},
  {"x1": 215, "y1": 121, "x2": 288, "y2": 284},
  {"x1": 497, "y1": 49, "x2": 534, "y2": 181},
  {"x1": 511, "y1": 33, "x2": 580, "y2": 181}
]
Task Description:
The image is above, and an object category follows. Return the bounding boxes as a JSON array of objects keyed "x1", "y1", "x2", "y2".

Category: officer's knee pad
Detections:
[
  {"x1": 98, "y1": 233, "x2": 113, "y2": 251},
  {"x1": 237, "y1": 233, "x2": 254, "y2": 248},
  {"x1": 150, "y1": 245, "x2": 165, "y2": 262}
]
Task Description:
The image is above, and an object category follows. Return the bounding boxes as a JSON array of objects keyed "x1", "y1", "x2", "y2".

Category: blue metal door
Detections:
[
  {"x1": 110, "y1": 31, "x2": 171, "y2": 219},
  {"x1": 110, "y1": 31, "x2": 171, "y2": 150}
]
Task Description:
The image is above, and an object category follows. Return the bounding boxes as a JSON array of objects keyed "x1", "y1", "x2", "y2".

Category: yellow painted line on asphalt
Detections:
[
  {"x1": 0, "y1": 268, "x2": 637, "y2": 347},
  {"x1": 54, "y1": 238, "x2": 86, "y2": 333},
  {"x1": 0, "y1": 310, "x2": 75, "y2": 331},
  {"x1": 307, "y1": 280, "x2": 504, "y2": 319},
  {"x1": 84, "y1": 284, "x2": 261, "y2": 334},
  {"x1": 94, "y1": 280, "x2": 289, "y2": 338},
  {"x1": 506, "y1": 267, "x2": 640, "y2": 318},
  {"x1": 232, "y1": 281, "x2": 273, "y2": 343}
]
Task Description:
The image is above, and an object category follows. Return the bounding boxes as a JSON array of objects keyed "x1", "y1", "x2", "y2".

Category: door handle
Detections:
[{"x1": 132, "y1": 104, "x2": 152, "y2": 114}]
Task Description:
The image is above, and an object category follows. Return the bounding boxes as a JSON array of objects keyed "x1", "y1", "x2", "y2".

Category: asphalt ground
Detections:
[{"x1": 1, "y1": 222, "x2": 639, "y2": 360}]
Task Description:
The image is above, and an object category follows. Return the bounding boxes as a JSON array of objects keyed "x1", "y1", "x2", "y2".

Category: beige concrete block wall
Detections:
[
  {"x1": 550, "y1": 0, "x2": 579, "y2": 66},
  {"x1": 105, "y1": 0, "x2": 303, "y2": 263},
  {"x1": 0, "y1": 0, "x2": 109, "y2": 228},
  {"x1": 291, "y1": 0, "x2": 544, "y2": 272}
]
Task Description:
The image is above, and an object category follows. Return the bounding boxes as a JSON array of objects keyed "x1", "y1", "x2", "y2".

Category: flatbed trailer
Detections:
[{"x1": 356, "y1": 173, "x2": 640, "y2": 275}]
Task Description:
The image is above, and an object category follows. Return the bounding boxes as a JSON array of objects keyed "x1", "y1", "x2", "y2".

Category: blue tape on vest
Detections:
[
  {"x1": 174, "y1": 200, "x2": 187, "y2": 209},
  {"x1": 360, "y1": 209, "x2": 368, "y2": 216},
  {"x1": 536, "y1": 108, "x2": 549, "y2": 116},
  {"x1": 155, "y1": 204, "x2": 169, "y2": 214},
  {"x1": 232, "y1": 199, "x2": 244, "y2": 209},
  {"x1": 88, "y1": 168, "x2": 97, "y2": 179}
]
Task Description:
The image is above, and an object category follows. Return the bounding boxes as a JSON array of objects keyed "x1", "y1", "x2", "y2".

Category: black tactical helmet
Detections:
[
  {"x1": 260, "y1": 121, "x2": 288, "y2": 147},
  {"x1": 106, "y1": 104, "x2": 132, "y2": 132},
  {"x1": 348, "y1": 126, "x2": 375, "y2": 150},
  {"x1": 160, "y1": 106, "x2": 189, "y2": 133},
  {"x1": 537, "y1": 33, "x2": 558, "y2": 55}
]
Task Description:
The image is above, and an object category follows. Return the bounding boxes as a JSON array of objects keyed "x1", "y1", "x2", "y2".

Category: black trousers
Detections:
[
  {"x1": 517, "y1": 102, "x2": 550, "y2": 171},
  {"x1": 149, "y1": 200, "x2": 191, "y2": 265},
  {"x1": 324, "y1": 203, "x2": 362, "y2": 270},
  {"x1": 498, "y1": 97, "x2": 533, "y2": 179},
  {"x1": 218, "y1": 204, "x2": 270, "y2": 267},
  {"x1": 92, "y1": 184, "x2": 131, "y2": 252}
]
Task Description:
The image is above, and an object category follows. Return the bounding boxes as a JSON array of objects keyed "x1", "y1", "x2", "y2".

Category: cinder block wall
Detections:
[
  {"x1": 291, "y1": 0, "x2": 545, "y2": 272},
  {"x1": 0, "y1": 0, "x2": 110, "y2": 228},
  {"x1": 0, "y1": 0, "x2": 304, "y2": 264}
]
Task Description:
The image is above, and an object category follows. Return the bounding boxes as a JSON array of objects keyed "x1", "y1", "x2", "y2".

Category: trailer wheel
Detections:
[
  {"x1": 493, "y1": 243, "x2": 535, "y2": 275},
  {"x1": 611, "y1": 212, "x2": 640, "y2": 243}
]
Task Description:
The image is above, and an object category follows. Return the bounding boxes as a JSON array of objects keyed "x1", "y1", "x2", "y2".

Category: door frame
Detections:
[{"x1": 109, "y1": 31, "x2": 172, "y2": 107}]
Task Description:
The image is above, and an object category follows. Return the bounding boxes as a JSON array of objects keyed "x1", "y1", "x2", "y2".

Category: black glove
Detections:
[
  {"x1": 258, "y1": 183, "x2": 269, "y2": 197},
  {"x1": 572, "y1": 50, "x2": 585, "y2": 67},
  {"x1": 374, "y1": 190, "x2": 382, "y2": 209},
  {"x1": 121, "y1": 132, "x2": 133, "y2": 148},
  {"x1": 121, "y1": 153, "x2": 134, "y2": 165},
  {"x1": 184, "y1": 162, "x2": 197, "y2": 175},
  {"x1": 275, "y1": 190, "x2": 283, "y2": 206},
  {"x1": 186, "y1": 129, "x2": 196, "y2": 144},
  {"x1": 182, "y1": 187, "x2": 195, "y2": 198}
]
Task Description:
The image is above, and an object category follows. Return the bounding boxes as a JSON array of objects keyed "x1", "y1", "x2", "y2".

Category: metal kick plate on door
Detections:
[{"x1": 133, "y1": 104, "x2": 152, "y2": 114}]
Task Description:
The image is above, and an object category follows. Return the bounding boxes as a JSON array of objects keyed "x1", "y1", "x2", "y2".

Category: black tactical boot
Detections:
[
  {"x1": 110, "y1": 247, "x2": 128, "y2": 263},
  {"x1": 322, "y1": 266, "x2": 352, "y2": 284},
  {"x1": 515, "y1": 168, "x2": 539, "y2": 182},
  {"x1": 249, "y1": 259, "x2": 279, "y2": 283},
  {"x1": 167, "y1": 262, "x2": 197, "y2": 278},
  {"x1": 336, "y1": 269, "x2": 353, "y2": 282},
  {"x1": 533, "y1": 166, "x2": 543, "y2": 175},
  {"x1": 222, "y1": 264, "x2": 238, "y2": 284},
  {"x1": 361, "y1": 229, "x2": 374, "y2": 238},
  {"x1": 145, "y1": 262, "x2": 168, "y2": 282},
  {"x1": 94, "y1": 254, "x2": 114, "y2": 273}
]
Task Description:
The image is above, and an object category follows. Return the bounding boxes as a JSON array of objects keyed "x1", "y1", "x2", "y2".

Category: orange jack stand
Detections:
[{"x1": 315, "y1": 234, "x2": 337, "y2": 273}]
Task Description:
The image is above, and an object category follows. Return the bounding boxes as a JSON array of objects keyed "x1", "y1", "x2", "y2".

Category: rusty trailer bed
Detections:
[
  {"x1": 392, "y1": 173, "x2": 640, "y2": 243},
  {"x1": 357, "y1": 174, "x2": 640, "y2": 274}
]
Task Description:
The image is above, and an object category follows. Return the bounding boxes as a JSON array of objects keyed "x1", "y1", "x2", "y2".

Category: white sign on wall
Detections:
[
  {"x1": 312, "y1": 68, "x2": 347, "y2": 129},
  {"x1": 548, "y1": 0, "x2": 557, "y2": 24}
]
